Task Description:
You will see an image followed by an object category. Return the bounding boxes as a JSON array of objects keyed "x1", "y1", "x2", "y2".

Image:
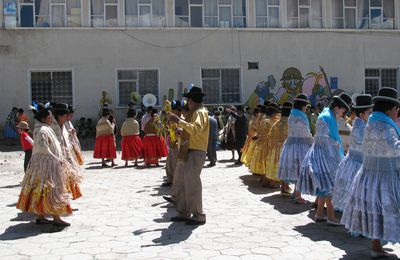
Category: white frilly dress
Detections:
[
  {"x1": 332, "y1": 117, "x2": 366, "y2": 211},
  {"x1": 277, "y1": 109, "x2": 313, "y2": 183},
  {"x1": 341, "y1": 114, "x2": 400, "y2": 242}
]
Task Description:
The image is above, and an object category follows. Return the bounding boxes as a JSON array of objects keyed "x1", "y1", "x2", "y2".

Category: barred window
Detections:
[
  {"x1": 117, "y1": 69, "x2": 159, "y2": 107},
  {"x1": 31, "y1": 71, "x2": 73, "y2": 105},
  {"x1": 255, "y1": 0, "x2": 280, "y2": 28},
  {"x1": 175, "y1": 0, "x2": 246, "y2": 28},
  {"x1": 365, "y1": 68, "x2": 398, "y2": 96},
  {"x1": 3, "y1": 0, "x2": 81, "y2": 28},
  {"x1": 201, "y1": 68, "x2": 241, "y2": 104},
  {"x1": 125, "y1": 0, "x2": 166, "y2": 27}
]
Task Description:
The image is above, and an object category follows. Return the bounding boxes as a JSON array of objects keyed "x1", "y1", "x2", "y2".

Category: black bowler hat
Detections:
[
  {"x1": 372, "y1": 87, "x2": 400, "y2": 105},
  {"x1": 53, "y1": 103, "x2": 70, "y2": 114},
  {"x1": 352, "y1": 94, "x2": 374, "y2": 109},
  {"x1": 259, "y1": 105, "x2": 267, "y2": 114},
  {"x1": 266, "y1": 102, "x2": 281, "y2": 113},
  {"x1": 333, "y1": 92, "x2": 352, "y2": 111},
  {"x1": 293, "y1": 93, "x2": 310, "y2": 103},
  {"x1": 281, "y1": 101, "x2": 293, "y2": 109},
  {"x1": 183, "y1": 86, "x2": 206, "y2": 99},
  {"x1": 67, "y1": 104, "x2": 75, "y2": 113}
]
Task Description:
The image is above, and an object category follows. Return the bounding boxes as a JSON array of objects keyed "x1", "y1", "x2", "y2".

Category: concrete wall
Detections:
[{"x1": 0, "y1": 28, "x2": 400, "y2": 126}]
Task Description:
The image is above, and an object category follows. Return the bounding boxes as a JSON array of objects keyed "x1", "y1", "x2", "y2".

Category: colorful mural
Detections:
[{"x1": 246, "y1": 66, "x2": 334, "y2": 109}]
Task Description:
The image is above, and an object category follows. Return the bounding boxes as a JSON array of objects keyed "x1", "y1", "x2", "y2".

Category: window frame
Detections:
[
  {"x1": 287, "y1": 0, "x2": 323, "y2": 28},
  {"x1": 4, "y1": 0, "x2": 82, "y2": 28},
  {"x1": 90, "y1": 0, "x2": 120, "y2": 27},
  {"x1": 364, "y1": 67, "x2": 399, "y2": 96},
  {"x1": 200, "y1": 67, "x2": 242, "y2": 105},
  {"x1": 28, "y1": 69, "x2": 75, "y2": 106},
  {"x1": 124, "y1": 0, "x2": 166, "y2": 27},
  {"x1": 254, "y1": 0, "x2": 281, "y2": 28},
  {"x1": 174, "y1": 0, "x2": 247, "y2": 28},
  {"x1": 331, "y1": 0, "x2": 357, "y2": 29},
  {"x1": 115, "y1": 68, "x2": 160, "y2": 108}
]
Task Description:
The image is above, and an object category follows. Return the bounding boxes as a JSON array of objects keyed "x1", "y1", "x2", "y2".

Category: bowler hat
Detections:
[
  {"x1": 183, "y1": 86, "x2": 205, "y2": 99},
  {"x1": 281, "y1": 101, "x2": 293, "y2": 109},
  {"x1": 293, "y1": 93, "x2": 310, "y2": 103},
  {"x1": 333, "y1": 92, "x2": 352, "y2": 111},
  {"x1": 266, "y1": 102, "x2": 281, "y2": 113},
  {"x1": 53, "y1": 103, "x2": 70, "y2": 114},
  {"x1": 372, "y1": 87, "x2": 400, "y2": 105},
  {"x1": 352, "y1": 94, "x2": 374, "y2": 109}
]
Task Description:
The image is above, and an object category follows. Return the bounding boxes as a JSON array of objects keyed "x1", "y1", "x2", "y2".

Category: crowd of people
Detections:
[{"x1": 7, "y1": 86, "x2": 400, "y2": 257}]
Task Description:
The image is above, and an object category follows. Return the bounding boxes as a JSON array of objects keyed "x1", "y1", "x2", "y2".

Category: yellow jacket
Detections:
[{"x1": 179, "y1": 107, "x2": 210, "y2": 152}]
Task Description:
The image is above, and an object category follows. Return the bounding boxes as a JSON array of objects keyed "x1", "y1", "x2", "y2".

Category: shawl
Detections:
[
  {"x1": 369, "y1": 111, "x2": 400, "y2": 137},
  {"x1": 96, "y1": 117, "x2": 114, "y2": 137},
  {"x1": 291, "y1": 108, "x2": 310, "y2": 129},
  {"x1": 121, "y1": 118, "x2": 140, "y2": 136}
]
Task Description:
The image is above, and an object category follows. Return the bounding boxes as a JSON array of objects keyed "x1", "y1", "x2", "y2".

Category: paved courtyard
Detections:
[{"x1": 0, "y1": 148, "x2": 399, "y2": 260}]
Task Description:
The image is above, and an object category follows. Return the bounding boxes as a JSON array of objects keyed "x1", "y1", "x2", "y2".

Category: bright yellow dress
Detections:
[
  {"x1": 249, "y1": 114, "x2": 274, "y2": 175},
  {"x1": 264, "y1": 117, "x2": 289, "y2": 181},
  {"x1": 241, "y1": 116, "x2": 257, "y2": 166}
]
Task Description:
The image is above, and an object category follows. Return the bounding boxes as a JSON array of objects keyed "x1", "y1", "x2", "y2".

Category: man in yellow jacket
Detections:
[{"x1": 169, "y1": 86, "x2": 210, "y2": 225}]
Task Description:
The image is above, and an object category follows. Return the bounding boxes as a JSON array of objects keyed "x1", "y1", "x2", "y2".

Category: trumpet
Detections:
[{"x1": 218, "y1": 106, "x2": 224, "y2": 113}]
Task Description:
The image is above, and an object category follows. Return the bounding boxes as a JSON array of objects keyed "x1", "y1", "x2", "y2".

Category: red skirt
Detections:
[
  {"x1": 93, "y1": 134, "x2": 117, "y2": 159},
  {"x1": 143, "y1": 135, "x2": 168, "y2": 164},
  {"x1": 121, "y1": 135, "x2": 143, "y2": 161}
]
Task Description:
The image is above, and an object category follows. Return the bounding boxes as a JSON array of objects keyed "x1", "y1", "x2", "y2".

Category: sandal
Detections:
[{"x1": 35, "y1": 218, "x2": 52, "y2": 225}]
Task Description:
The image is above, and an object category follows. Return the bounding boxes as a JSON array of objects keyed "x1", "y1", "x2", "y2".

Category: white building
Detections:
[{"x1": 0, "y1": 0, "x2": 399, "y2": 124}]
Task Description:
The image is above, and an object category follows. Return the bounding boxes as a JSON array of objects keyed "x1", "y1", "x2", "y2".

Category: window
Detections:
[
  {"x1": 332, "y1": 0, "x2": 357, "y2": 29},
  {"x1": 358, "y1": 0, "x2": 394, "y2": 29},
  {"x1": 117, "y1": 69, "x2": 159, "y2": 106},
  {"x1": 201, "y1": 68, "x2": 241, "y2": 104},
  {"x1": 91, "y1": 0, "x2": 119, "y2": 27},
  {"x1": 31, "y1": 71, "x2": 73, "y2": 105},
  {"x1": 255, "y1": 0, "x2": 280, "y2": 28},
  {"x1": 287, "y1": 0, "x2": 322, "y2": 28},
  {"x1": 125, "y1": 0, "x2": 166, "y2": 27},
  {"x1": 3, "y1": 0, "x2": 81, "y2": 27},
  {"x1": 175, "y1": 0, "x2": 246, "y2": 28},
  {"x1": 365, "y1": 68, "x2": 398, "y2": 96}
]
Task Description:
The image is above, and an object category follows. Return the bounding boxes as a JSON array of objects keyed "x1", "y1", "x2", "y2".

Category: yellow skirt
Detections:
[
  {"x1": 264, "y1": 140, "x2": 285, "y2": 181},
  {"x1": 249, "y1": 139, "x2": 269, "y2": 175},
  {"x1": 241, "y1": 139, "x2": 256, "y2": 167}
]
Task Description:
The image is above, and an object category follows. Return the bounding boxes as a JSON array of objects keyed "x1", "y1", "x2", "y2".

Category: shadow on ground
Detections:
[
  {"x1": 294, "y1": 222, "x2": 399, "y2": 260},
  {"x1": 261, "y1": 194, "x2": 311, "y2": 215},
  {"x1": 0, "y1": 222, "x2": 65, "y2": 240},
  {"x1": 239, "y1": 175, "x2": 278, "y2": 195},
  {"x1": 0, "y1": 184, "x2": 21, "y2": 189}
]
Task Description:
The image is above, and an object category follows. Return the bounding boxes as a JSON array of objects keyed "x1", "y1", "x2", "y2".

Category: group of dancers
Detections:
[
  {"x1": 12, "y1": 86, "x2": 400, "y2": 256},
  {"x1": 240, "y1": 88, "x2": 400, "y2": 257}
]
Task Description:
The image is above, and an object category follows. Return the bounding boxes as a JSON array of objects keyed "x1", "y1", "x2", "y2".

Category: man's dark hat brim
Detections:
[
  {"x1": 183, "y1": 87, "x2": 206, "y2": 98},
  {"x1": 353, "y1": 94, "x2": 374, "y2": 109}
]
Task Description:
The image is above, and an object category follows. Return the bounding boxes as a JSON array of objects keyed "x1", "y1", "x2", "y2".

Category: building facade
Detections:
[{"x1": 0, "y1": 0, "x2": 399, "y2": 124}]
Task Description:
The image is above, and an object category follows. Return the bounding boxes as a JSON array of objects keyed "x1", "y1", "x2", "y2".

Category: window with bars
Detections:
[
  {"x1": 365, "y1": 68, "x2": 398, "y2": 96},
  {"x1": 255, "y1": 0, "x2": 280, "y2": 28},
  {"x1": 125, "y1": 0, "x2": 166, "y2": 27},
  {"x1": 332, "y1": 0, "x2": 394, "y2": 29},
  {"x1": 201, "y1": 68, "x2": 241, "y2": 104},
  {"x1": 175, "y1": 0, "x2": 246, "y2": 28},
  {"x1": 91, "y1": 0, "x2": 119, "y2": 27},
  {"x1": 31, "y1": 71, "x2": 73, "y2": 105},
  {"x1": 3, "y1": 0, "x2": 81, "y2": 27},
  {"x1": 287, "y1": 0, "x2": 322, "y2": 28},
  {"x1": 117, "y1": 69, "x2": 159, "y2": 107}
]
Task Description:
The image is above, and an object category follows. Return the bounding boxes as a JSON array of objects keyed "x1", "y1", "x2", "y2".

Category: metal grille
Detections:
[
  {"x1": 202, "y1": 68, "x2": 241, "y2": 104},
  {"x1": 365, "y1": 68, "x2": 398, "y2": 96},
  {"x1": 31, "y1": 71, "x2": 73, "y2": 105}
]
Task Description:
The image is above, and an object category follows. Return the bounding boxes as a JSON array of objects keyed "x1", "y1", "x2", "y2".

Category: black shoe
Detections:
[
  {"x1": 161, "y1": 182, "x2": 172, "y2": 187},
  {"x1": 35, "y1": 218, "x2": 52, "y2": 225},
  {"x1": 207, "y1": 163, "x2": 215, "y2": 167},
  {"x1": 53, "y1": 221, "x2": 70, "y2": 227},
  {"x1": 185, "y1": 219, "x2": 206, "y2": 225},
  {"x1": 162, "y1": 196, "x2": 176, "y2": 205},
  {"x1": 170, "y1": 216, "x2": 188, "y2": 222},
  {"x1": 234, "y1": 161, "x2": 243, "y2": 165}
]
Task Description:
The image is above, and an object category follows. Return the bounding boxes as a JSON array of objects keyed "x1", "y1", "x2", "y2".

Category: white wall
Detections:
[{"x1": 0, "y1": 28, "x2": 399, "y2": 126}]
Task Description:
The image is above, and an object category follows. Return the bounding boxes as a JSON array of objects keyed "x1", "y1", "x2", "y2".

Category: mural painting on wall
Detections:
[{"x1": 246, "y1": 66, "x2": 334, "y2": 109}]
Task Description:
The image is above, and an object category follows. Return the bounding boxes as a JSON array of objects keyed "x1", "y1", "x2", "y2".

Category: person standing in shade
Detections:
[
  {"x1": 228, "y1": 105, "x2": 247, "y2": 165},
  {"x1": 121, "y1": 104, "x2": 143, "y2": 167},
  {"x1": 207, "y1": 114, "x2": 218, "y2": 167},
  {"x1": 17, "y1": 121, "x2": 33, "y2": 173},
  {"x1": 341, "y1": 88, "x2": 400, "y2": 258},
  {"x1": 169, "y1": 86, "x2": 210, "y2": 225}
]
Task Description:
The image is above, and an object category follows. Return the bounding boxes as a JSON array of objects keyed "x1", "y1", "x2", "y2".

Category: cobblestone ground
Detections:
[{"x1": 0, "y1": 149, "x2": 399, "y2": 260}]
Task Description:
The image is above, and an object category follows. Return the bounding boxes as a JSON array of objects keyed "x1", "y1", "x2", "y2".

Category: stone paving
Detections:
[{"x1": 0, "y1": 149, "x2": 399, "y2": 260}]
